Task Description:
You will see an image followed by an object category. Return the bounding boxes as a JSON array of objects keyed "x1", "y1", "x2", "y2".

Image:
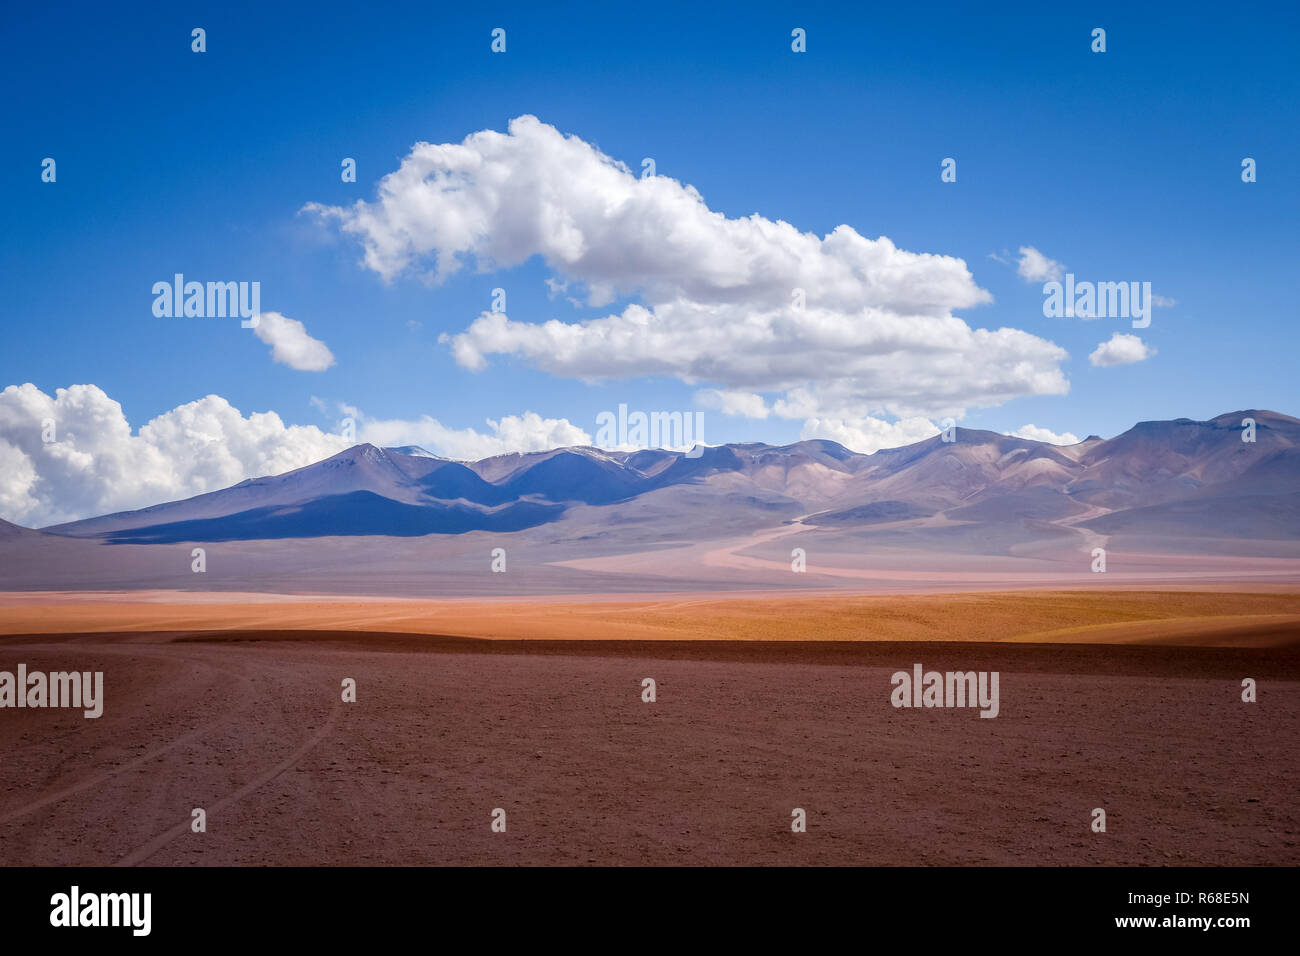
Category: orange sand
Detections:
[{"x1": 2, "y1": 589, "x2": 1298, "y2": 647}]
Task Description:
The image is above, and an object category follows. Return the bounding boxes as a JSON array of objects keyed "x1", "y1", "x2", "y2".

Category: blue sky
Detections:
[{"x1": 3, "y1": 0, "x2": 1297, "y2": 473}]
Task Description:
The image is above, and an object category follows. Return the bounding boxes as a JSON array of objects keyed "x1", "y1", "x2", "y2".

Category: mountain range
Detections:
[{"x1": 24, "y1": 408, "x2": 1299, "y2": 549}]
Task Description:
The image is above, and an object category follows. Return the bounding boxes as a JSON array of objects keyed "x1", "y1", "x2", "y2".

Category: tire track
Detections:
[
  {"x1": 114, "y1": 704, "x2": 341, "y2": 867},
  {"x1": 0, "y1": 642, "x2": 256, "y2": 825}
]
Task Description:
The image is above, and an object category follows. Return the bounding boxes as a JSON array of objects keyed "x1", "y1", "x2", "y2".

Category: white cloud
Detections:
[
  {"x1": 354, "y1": 410, "x2": 590, "y2": 461},
  {"x1": 696, "y1": 389, "x2": 770, "y2": 419},
  {"x1": 1009, "y1": 424, "x2": 1081, "y2": 445},
  {"x1": 252, "y1": 311, "x2": 335, "y2": 371},
  {"x1": 1152, "y1": 294, "x2": 1177, "y2": 308},
  {"x1": 1089, "y1": 333, "x2": 1154, "y2": 367},
  {"x1": 800, "y1": 415, "x2": 940, "y2": 454},
  {"x1": 308, "y1": 116, "x2": 1069, "y2": 422},
  {"x1": 1016, "y1": 246, "x2": 1065, "y2": 283},
  {"x1": 0, "y1": 384, "x2": 351, "y2": 527},
  {"x1": 0, "y1": 440, "x2": 39, "y2": 522}
]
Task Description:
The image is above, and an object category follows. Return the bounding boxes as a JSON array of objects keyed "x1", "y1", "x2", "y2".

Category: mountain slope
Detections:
[
  {"x1": 0, "y1": 518, "x2": 42, "y2": 539},
  {"x1": 501, "y1": 449, "x2": 649, "y2": 504},
  {"x1": 102, "y1": 491, "x2": 564, "y2": 543}
]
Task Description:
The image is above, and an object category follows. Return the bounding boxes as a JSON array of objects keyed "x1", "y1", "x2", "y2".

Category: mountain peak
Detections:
[{"x1": 387, "y1": 445, "x2": 441, "y2": 459}]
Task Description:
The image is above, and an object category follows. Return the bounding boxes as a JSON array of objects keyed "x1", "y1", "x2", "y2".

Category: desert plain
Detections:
[{"x1": 1, "y1": 585, "x2": 1296, "y2": 866}]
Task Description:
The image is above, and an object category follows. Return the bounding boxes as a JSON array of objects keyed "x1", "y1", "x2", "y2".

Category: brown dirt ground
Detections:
[{"x1": 0, "y1": 593, "x2": 1296, "y2": 866}]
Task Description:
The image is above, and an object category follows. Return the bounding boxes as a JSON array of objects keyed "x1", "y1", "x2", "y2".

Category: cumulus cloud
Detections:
[
  {"x1": 307, "y1": 115, "x2": 1069, "y2": 422},
  {"x1": 353, "y1": 410, "x2": 590, "y2": 461},
  {"x1": 696, "y1": 389, "x2": 770, "y2": 419},
  {"x1": 1089, "y1": 333, "x2": 1154, "y2": 367},
  {"x1": 0, "y1": 384, "x2": 351, "y2": 527},
  {"x1": 800, "y1": 415, "x2": 940, "y2": 454},
  {"x1": 252, "y1": 311, "x2": 336, "y2": 371},
  {"x1": 1009, "y1": 424, "x2": 1081, "y2": 445},
  {"x1": 1016, "y1": 246, "x2": 1065, "y2": 283}
]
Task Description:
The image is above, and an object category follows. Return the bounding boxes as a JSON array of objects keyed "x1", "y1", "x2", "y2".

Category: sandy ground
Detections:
[
  {"x1": 6, "y1": 520, "x2": 1299, "y2": 597},
  {"x1": 0, "y1": 626, "x2": 1296, "y2": 866},
  {"x1": 2, "y1": 589, "x2": 1300, "y2": 646},
  {"x1": 553, "y1": 515, "x2": 1300, "y2": 586}
]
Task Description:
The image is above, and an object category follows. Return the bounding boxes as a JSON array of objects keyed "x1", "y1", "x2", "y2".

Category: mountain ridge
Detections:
[{"x1": 26, "y1": 408, "x2": 1300, "y2": 544}]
